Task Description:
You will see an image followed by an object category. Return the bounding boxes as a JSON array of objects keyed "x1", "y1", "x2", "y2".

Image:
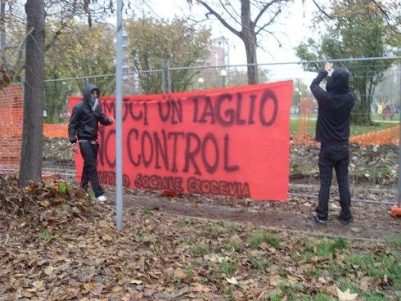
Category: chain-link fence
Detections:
[{"x1": 1, "y1": 56, "x2": 401, "y2": 199}]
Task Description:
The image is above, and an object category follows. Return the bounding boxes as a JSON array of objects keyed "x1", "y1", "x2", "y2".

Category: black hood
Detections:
[
  {"x1": 326, "y1": 68, "x2": 350, "y2": 94},
  {"x1": 82, "y1": 83, "x2": 100, "y2": 103}
]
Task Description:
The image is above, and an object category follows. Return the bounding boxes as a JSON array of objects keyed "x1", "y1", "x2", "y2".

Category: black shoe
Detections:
[
  {"x1": 336, "y1": 215, "x2": 353, "y2": 225},
  {"x1": 314, "y1": 215, "x2": 327, "y2": 225}
]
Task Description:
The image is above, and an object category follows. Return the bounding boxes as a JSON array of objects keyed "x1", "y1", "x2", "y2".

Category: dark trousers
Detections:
[
  {"x1": 79, "y1": 140, "x2": 104, "y2": 197},
  {"x1": 316, "y1": 143, "x2": 352, "y2": 221}
]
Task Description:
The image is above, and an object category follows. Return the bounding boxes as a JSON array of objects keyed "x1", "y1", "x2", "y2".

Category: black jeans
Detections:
[
  {"x1": 316, "y1": 143, "x2": 352, "y2": 221},
  {"x1": 79, "y1": 140, "x2": 104, "y2": 197}
]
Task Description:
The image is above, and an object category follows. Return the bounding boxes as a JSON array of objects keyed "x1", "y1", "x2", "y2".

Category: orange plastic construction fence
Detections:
[{"x1": 0, "y1": 84, "x2": 23, "y2": 169}]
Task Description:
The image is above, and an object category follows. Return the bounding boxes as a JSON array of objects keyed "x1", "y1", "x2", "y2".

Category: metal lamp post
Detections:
[{"x1": 220, "y1": 69, "x2": 227, "y2": 88}]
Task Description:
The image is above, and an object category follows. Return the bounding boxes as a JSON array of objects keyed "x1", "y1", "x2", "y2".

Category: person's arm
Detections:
[
  {"x1": 68, "y1": 105, "x2": 80, "y2": 144},
  {"x1": 95, "y1": 101, "x2": 114, "y2": 125},
  {"x1": 98, "y1": 112, "x2": 113, "y2": 125},
  {"x1": 310, "y1": 70, "x2": 330, "y2": 105}
]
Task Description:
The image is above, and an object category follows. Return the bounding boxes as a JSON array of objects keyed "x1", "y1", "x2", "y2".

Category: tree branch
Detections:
[
  {"x1": 196, "y1": 0, "x2": 241, "y2": 37},
  {"x1": 256, "y1": 8, "x2": 281, "y2": 35},
  {"x1": 370, "y1": 0, "x2": 389, "y2": 19},
  {"x1": 311, "y1": 0, "x2": 333, "y2": 19},
  {"x1": 45, "y1": 1, "x2": 78, "y2": 51},
  {"x1": 254, "y1": 0, "x2": 283, "y2": 26},
  {"x1": 9, "y1": 26, "x2": 35, "y2": 77},
  {"x1": 217, "y1": 0, "x2": 242, "y2": 28}
]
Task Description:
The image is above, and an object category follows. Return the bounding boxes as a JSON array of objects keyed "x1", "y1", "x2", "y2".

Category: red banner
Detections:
[{"x1": 68, "y1": 81, "x2": 293, "y2": 201}]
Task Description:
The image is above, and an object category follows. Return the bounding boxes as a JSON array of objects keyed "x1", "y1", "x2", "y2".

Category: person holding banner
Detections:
[
  {"x1": 310, "y1": 63, "x2": 356, "y2": 225},
  {"x1": 68, "y1": 83, "x2": 114, "y2": 202}
]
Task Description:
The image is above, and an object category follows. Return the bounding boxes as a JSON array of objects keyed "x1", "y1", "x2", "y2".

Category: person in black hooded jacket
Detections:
[
  {"x1": 68, "y1": 83, "x2": 113, "y2": 202},
  {"x1": 310, "y1": 63, "x2": 356, "y2": 225}
]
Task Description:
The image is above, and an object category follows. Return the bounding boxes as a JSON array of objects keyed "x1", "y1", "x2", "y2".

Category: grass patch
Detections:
[
  {"x1": 141, "y1": 207, "x2": 153, "y2": 219},
  {"x1": 228, "y1": 234, "x2": 243, "y2": 252},
  {"x1": 38, "y1": 230, "x2": 52, "y2": 242},
  {"x1": 250, "y1": 255, "x2": 269, "y2": 271},
  {"x1": 133, "y1": 234, "x2": 144, "y2": 243},
  {"x1": 351, "y1": 122, "x2": 396, "y2": 136},
  {"x1": 191, "y1": 243, "x2": 210, "y2": 256},
  {"x1": 59, "y1": 203, "x2": 71, "y2": 210},
  {"x1": 186, "y1": 263, "x2": 195, "y2": 279},
  {"x1": 208, "y1": 256, "x2": 238, "y2": 280},
  {"x1": 346, "y1": 253, "x2": 375, "y2": 269},
  {"x1": 199, "y1": 222, "x2": 225, "y2": 238},
  {"x1": 290, "y1": 118, "x2": 396, "y2": 137},
  {"x1": 216, "y1": 258, "x2": 237, "y2": 276},
  {"x1": 223, "y1": 221, "x2": 241, "y2": 233},
  {"x1": 301, "y1": 293, "x2": 335, "y2": 301},
  {"x1": 58, "y1": 181, "x2": 72, "y2": 195},
  {"x1": 316, "y1": 238, "x2": 347, "y2": 257},
  {"x1": 177, "y1": 218, "x2": 190, "y2": 228},
  {"x1": 248, "y1": 231, "x2": 280, "y2": 249}
]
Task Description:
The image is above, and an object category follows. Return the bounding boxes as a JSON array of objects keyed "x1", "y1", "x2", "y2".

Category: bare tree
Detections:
[
  {"x1": 19, "y1": 0, "x2": 45, "y2": 186},
  {"x1": 11, "y1": 0, "x2": 126, "y2": 186},
  {"x1": 187, "y1": 0, "x2": 289, "y2": 84}
]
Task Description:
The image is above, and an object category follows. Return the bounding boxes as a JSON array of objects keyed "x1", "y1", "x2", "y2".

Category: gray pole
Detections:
[
  {"x1": 397, "y1": 64, "x2": 401, "y2": 206},
  {"x1": 162, "y1": 59, "x2": 171, "y2": 93},
  {"x1": 115, "y1": 0, "x2": 123, "y2": 230}
]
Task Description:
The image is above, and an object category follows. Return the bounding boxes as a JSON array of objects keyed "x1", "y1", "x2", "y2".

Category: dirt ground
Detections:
[
  {"x1": 38, "y1": 140, "x2": 401, "y2": 241},
  {"x1": 102, "y1": 182, "x2": 401, "y2": 241}
]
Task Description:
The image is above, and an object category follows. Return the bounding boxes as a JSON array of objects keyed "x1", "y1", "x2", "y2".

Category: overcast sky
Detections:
[
  {"x1": 135, "y1": 1, "x2": 315, "y2": 63},
  {"x1": 126, "y1": 0, "x2": 317, "y2": 81}
]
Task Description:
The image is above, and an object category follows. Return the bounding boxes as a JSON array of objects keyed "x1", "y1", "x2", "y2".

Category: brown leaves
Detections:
[
  {"x1": 0, "y1": 175, "x2": 96, "y2": 235},
  {"x1": 290, "y1": 144, "x2": 399, "y2": 185},
  {"x1": 1, "y1": 174, "x2": 400, "y2": 300}
]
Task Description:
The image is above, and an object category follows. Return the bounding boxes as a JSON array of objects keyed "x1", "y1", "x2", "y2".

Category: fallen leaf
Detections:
[
  {"x1": 40, "y1": 200, "x2": 50, "y2": 207},
  {"x1": 173, "y1": 268, "x2": 186, "y2": 280},
  {"x1": 192, "y1": 282, "x2": 210, "y2": 293},
  {"x1": 226, "y1": 277, "x2": 238, "y2": 285},
  {"x1": 336, "y1": 288, "x2": 358, "y2": 301},
  {"x1": 44, "y1": 265, "x2": 55, "y2": 276},
  {"x1": 130, "y1": 279, "x2": 142, "y2": 285}
]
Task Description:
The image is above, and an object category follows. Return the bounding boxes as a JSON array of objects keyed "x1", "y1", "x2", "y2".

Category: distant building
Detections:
[
  {"x1": 121, "y1": 30, "x2": 139, "y2": 94},
  {"x1": 206, "y1": 36, "x2": 229, "y2": 67}
]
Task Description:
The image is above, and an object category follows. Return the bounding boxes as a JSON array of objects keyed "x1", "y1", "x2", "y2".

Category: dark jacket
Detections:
[
  {"x1": 310, "y1": 68, "x2": 356, "y2": 144},
  {"x1": 68, "y1": 83, "x2": 112, "y2": 143}
]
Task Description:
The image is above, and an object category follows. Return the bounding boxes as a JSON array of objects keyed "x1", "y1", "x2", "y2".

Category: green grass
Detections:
[
  {"x1": 290, "y1": 117, "x2": 397, "y2": 136},
  {"x1": 199, "y1": 223, "x2": 225, "y2": 238},
  {"x1": 216, "y1": 258, "x2": 237, "y2": 276},
  {"x1": 301, "y1": 293, "x2": 335, "y2": 301},
  {"x1": 249, "y1": 255, "x2": 269, "y2": 271},
  {"x1": 187, "y1": 223, "x2": 401, "y2": 299},
  {"x1": 228, "y1": 234, "x2": 243, "y2": 252},
  {"x1": 191, "y1": 243, "x2": 210, "y2": 256},
  {"x1": 350, "y1": 122, "x2": 396, "y2": 136},
  {"x1": 38, "y1": 229, "x2": 52, "y2": 242},
  {"x1": 58, "y1": 181, "x2": 72, "y2": 195},
  {"x1": 247, "y1": 231, "x2": 280, "y2": 249},
  {"x1": 132, "y1": 234, "x2": 144, "y2": 243},
  {"x1": 141, "y1": 207, "x2": 153, "y2": 219},
  {"x1": 316, "y1": 238, "x2": 348, "y2": 258}
]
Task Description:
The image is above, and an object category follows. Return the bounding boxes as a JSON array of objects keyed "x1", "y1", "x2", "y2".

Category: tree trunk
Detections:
[
  {"x1": 351, "y1": 79, "x2": 372, "y2": 125},
  {"x1": 243, "y1": 34, "x2": 258, "y2": 84},
  {"x1": 241, "y1": 0, "x2": 258, "y2": 84},
  {"x1": 19, "y1": 0, "x2": 45, "y2": 186},
  {"x1": 0, "y1": 1, "x2": 6, "y2": 65}
]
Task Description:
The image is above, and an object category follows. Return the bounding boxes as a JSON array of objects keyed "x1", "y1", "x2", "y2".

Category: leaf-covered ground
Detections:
[{"x1": 1, "y1": 176, "x2": 401, "y2": 300}]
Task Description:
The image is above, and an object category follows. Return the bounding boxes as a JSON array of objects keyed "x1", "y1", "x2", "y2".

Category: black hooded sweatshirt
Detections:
[
  {"x1": 68, "y1": 83, "x2": 112, "y2": 143},
  {"x1": 310, "y1": 68, "x2": 356, "y2": 144}
]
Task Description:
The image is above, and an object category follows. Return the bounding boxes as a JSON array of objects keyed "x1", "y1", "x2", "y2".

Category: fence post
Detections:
[
  {"x1": 397, "y1": 64, "x2": 401, "y2": 205},
  {"x1": 162, "y1": 59, "x2": 171, "y2": 93}
]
